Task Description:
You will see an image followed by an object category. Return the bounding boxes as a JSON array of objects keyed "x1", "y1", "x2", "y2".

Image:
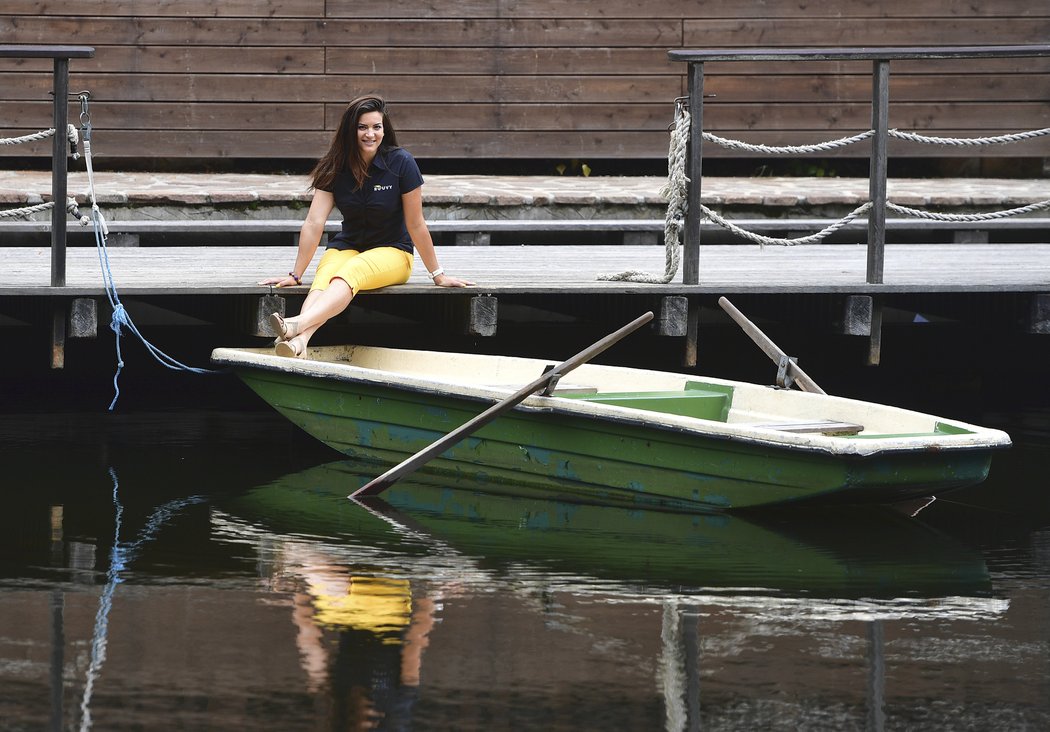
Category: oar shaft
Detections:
[
  {"x1": 350, "y1": 311, "x2": 655, "y2": 498},
  {"x1": 718, "y1": 296, "x2": 825, "y2": 394}
]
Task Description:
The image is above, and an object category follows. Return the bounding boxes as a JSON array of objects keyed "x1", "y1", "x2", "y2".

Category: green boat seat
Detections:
[{"x1": 565, "y1": 389, "x2": 731, "y2": 422}]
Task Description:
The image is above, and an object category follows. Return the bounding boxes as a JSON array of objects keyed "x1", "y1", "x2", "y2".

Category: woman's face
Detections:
[{"x1": 356, "y1": 111, "x2": 384, "y2": 158}]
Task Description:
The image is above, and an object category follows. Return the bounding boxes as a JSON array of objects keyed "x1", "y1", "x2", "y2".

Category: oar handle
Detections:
[
  {"x1": 718, "y1": 296, "x2": 825, "y2": 395},
  {"x1": 350, "y1": 311, "x2": 655, "y2": 498}
]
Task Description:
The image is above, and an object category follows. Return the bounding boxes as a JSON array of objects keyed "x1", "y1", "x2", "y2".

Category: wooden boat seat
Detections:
[{"x1": 751, "y1": 420, "x2": 864, "y2": 436}]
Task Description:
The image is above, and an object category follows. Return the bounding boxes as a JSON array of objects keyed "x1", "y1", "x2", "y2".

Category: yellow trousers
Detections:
[{"x1": 311, "y1": 246, "x2": 413, "y2": 294}]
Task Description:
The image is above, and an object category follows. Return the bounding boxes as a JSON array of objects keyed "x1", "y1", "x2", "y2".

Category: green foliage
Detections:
[{"x1": 555, "y1": 159, "x2": 592, "y2": 177}]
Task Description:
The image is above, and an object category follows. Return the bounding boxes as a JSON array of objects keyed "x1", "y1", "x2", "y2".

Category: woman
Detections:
[{"x1": 260, "y1": 95, "x2": 472, "y2": 358}]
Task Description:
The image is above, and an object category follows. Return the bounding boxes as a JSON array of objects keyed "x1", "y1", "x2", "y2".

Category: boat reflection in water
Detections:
[{"x1": 214, "y1": 459, "x2": 1008, "y2": 730}]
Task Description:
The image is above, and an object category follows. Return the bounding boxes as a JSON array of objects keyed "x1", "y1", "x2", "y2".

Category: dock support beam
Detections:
[
  {"x1": 837, "y1": 295, "x2": 882, "y2": 365},
  {"x1": 462, "y1": 295, "x2": 498, "y2": 336},
  {"x1": 656, "y1": 296, "x2": 689, "y2": 337},
  {"x1": 69, "y1": 298, "x2": 98, "y2": 338},
  {"x1": 456, "y1": 232, "x2": 491, "y2": 247},
  {"x1": 253, "y1": 294, "x2": 286, "y2": 337},
  {"x1": 1029, "y1": 293, "x2": 1050, "y2": 334},
  {"x1": 840, "y1": 295, "x2": 873, "y2": 336}
]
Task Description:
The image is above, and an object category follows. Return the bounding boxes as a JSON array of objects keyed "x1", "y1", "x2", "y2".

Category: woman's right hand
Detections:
[{"x1": 258, "y1": 274, "x2": 301, "y2": 288}]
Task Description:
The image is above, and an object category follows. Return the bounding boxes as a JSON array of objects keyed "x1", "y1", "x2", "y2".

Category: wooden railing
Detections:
[
  {"x1": 0, "y1": 44, "x2": 94, "y2": 366},
  {"x1": 1, "y1": 44, "x2": 94, "y2": 285},
  {"x1": 669, "y1": 45, "x2": 1050, "y2": 287}
]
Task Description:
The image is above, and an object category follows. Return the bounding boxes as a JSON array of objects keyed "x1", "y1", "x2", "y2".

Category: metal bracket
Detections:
[
  {"x1": 776, "y1": 355, "x2": 798, "y2": 389},
  {"x1": 539, "y1": 363, "x2": 561, "y2": 396}
]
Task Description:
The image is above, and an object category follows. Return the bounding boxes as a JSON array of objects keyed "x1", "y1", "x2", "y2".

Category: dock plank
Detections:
[{"x1": 6, "y1": 244, "x2": 1049, "y2": 296}]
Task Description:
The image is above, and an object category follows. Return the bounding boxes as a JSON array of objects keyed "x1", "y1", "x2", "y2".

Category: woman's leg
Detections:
[
  {"x1": 276, "y1": 247, "x2": 411, "y2": 355},
  {"x1": 282, "y1": 279, "x2": 353, "y2": 353}
]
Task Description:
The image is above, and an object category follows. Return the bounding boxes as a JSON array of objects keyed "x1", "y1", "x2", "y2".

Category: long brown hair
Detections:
[{"x1": 310, "y1": 95, "x2": 399, "y2": 191}]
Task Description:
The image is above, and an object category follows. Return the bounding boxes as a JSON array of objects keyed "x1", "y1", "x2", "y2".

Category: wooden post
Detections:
[
  {"x1": 867, "y1": 59, "x2": 890, "y2": 285},
  {"x1": 49, "y1": 57, "x2": 70, "y2": 369},
  {"x1": 51, "y1": 57, "x2": 68, "y2": 289},
  {"x1": 683, "y1": 62, "x2": 704, "y2": 286},
  {"x1": 682, "y1": 63, "x2": 704, "y2": 368},
  {"x1": 683, "y1": 299, "x2": 700, "y2": 368},
  {"x1": 866, "y1": 298, "x2": 884, "y2": 366}
]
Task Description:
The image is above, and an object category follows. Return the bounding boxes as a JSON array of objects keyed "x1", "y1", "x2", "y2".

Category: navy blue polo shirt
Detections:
[{"x1": 321, "y1": 146, "x2": 424, "y2": 253}]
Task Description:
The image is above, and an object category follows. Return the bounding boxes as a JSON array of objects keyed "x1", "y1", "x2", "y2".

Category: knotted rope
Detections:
[
  {"x1": 596, "y1": 104, "x2": 688, "y2": 283},
  {"x1": 1, "y1": 125, "x2": 88, "y2": 222},
  {"x1": 76, "y1": 97, "x2": 222, "y2": 410}
]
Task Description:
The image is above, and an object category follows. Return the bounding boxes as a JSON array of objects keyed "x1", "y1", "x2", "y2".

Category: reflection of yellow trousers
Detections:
[
  {"x1": 309, "y1": 575, "x2": 412, "y2": 643},
  {"x1": 311, "y1": 247, "x2": 413, "y2": 295}
]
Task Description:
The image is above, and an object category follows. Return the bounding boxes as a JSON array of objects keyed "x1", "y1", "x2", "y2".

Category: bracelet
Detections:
[
  {"x1": 289, "y1": 271, "x2": 302, "y2": 285},
  {"x1": 427, "y1": 267, "x2": 444, "y2": 280}
]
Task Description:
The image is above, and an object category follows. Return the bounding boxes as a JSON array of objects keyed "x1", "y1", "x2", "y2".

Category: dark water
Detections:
[{"x1": 2, "y1": 331, "x2": 1048, "y2": 731}]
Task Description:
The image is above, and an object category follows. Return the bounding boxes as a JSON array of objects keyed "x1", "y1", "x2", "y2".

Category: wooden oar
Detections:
[
  {"x1": 349, "y1": 310, "x2": 655, "y2": 498},
  {"x1": 717, "y1": 296, "x2": 826, "y2": 395}
]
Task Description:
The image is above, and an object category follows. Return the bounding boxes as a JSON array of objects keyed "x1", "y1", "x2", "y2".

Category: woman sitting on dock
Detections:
[{"x1": 261, "y1": 95, "x2": 472, "y2": 357}]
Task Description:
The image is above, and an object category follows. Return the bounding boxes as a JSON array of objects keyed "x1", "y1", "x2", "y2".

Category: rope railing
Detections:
[
  {"x1": 702, "y1": 130, "x2": 875, "y2": 155},
  {"x1": 600, "y1": 99, "x2": 1049, "y2": 283},
  {"x1": 1, "y1": 124, "x2": 85, "y2": 222},
  {"x1": 887, "y1": 199, "x2": 1050, "y2": 222},
  {"x1": 700, "y1": 202, "x2": 874, "y2": 248},
  {"x1": 697, "y1": 125, "x2": 1050, "y2": 243},
  {"x1": 0, "y1": 123, "x2": 79, "y2": 149},
  {"x1": 700, "y1": 126, "x2": 1050, "y2": 155},
  {"x1": 0, "y1": 198, "x2": 89, "y2": 222}
]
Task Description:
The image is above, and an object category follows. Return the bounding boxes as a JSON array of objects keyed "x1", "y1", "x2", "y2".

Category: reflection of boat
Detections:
[
  {"x1": 211, "y1": 344, "x2": 1010, "y2": 510},
  {"x1": 219, "y1": 460, "x2": 998, "y2": 603}
]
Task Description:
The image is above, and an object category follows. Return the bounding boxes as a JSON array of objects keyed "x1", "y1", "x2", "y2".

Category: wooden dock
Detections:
[
  {"x1": 3, "y1": 170, "x2": 1049, "y2": 370},
  {"x1": 8, "y1": 243, "x2": 1050, "y2": 295},
  {"x1": 5, "y1": 241, "x2": 1049, "y2": 371}
]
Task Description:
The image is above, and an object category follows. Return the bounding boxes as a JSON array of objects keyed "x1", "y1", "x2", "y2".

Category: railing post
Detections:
[
  {"x1": 50, "y1": 57, "x2": 71, "y2": 368},
  {"x1": 682, "y1": 62, "x2": 704, "y2": 368},
  {"x1": 867, "y1": 59, "x2": 890, "y2": 285},
  {"x1": 683, "y1": 62, "x2": 704, "y2": 286},
  {"x1": 51, "y1": 57, "x2": 69, "y2": 288}
]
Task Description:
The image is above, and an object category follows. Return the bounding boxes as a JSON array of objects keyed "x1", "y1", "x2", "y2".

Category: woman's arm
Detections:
[
  {"x1": 403, "y1": 187, "x2": 474, "y2": 287},
  {"x1": 258, "y1": 189, "x2": 335, "y2": 286}
]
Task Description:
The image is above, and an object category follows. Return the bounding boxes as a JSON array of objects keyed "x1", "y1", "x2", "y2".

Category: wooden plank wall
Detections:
[{"x1": 0, "y1": 1, "x2": 1048, "y2": 162}]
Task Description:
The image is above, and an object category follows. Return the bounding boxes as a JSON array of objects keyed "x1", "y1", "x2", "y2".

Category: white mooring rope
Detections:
[{"x1": 596, "y1": 106, "x2": 689, "y2": 283}]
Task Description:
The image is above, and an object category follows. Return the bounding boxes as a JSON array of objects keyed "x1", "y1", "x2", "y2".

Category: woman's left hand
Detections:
[{"x1": 434, "y1": 273, "x2": 474, "y2": 287}]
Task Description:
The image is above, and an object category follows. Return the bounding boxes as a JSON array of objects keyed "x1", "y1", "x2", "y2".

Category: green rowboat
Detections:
[{"x1": 210, "y1": 344, "x2": 1010, "y2": 511}]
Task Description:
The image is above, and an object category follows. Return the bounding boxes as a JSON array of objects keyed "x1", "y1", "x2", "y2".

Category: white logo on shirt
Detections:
[{"x1": 373, "y1": 184, "x2": 393, "y2": 192}]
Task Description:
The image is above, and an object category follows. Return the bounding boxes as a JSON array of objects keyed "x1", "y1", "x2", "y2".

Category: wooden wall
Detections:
[{"x1": 1, "y1": 1, "x2": 1048, "y2": 163}]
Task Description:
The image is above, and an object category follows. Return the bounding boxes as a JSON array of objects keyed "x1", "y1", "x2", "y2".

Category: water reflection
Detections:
[
  {"x1": 0, "y1": 406, "x2": 1045, "y2": 731},
  {"x1": 206, "y1": 459, "x2": 1012, "y2": 730},
  {"x1": 224, "y1": 459, "x2": 1000, "y2": 603}
]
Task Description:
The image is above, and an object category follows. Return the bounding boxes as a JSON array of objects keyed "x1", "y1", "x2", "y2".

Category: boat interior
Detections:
[{"x1": 325, "y1": 345, "x2": 981, "y2": 441}]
